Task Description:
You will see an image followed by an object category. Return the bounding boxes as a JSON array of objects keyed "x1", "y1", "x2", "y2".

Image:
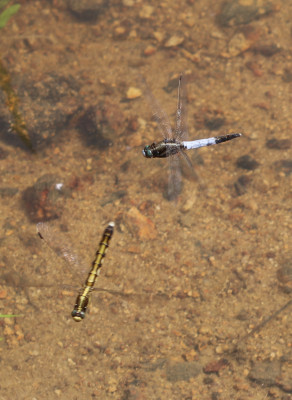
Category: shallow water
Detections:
[{"x1": 0, "y1": 1, "x2": 291, "y2": 399}]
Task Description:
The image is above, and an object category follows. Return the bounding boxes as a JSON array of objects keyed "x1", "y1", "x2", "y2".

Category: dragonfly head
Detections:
[
  {"x1": 142, "y1": 145, "x2": 153, "y2": 158},
  {"x1": 71, "y1": 308, "x2": 86, "y2": 322}
]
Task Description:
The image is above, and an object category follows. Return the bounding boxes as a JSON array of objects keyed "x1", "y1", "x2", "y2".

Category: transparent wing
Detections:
[
  {"x1": 179, "y1": 148, "x2": 193, "y2": 169},
  {"x1": 167, "y1": 154, "x2": 182, "y2": 202},
  {"x1": 139, "y1": 75, "x2": 173, "y2": 140},
  {"x1": 36, "y1": 222, "x2": 88, "y2": 280},
  {"x1": 175, "y1": 74, "x2": 189, "y2": 142}
]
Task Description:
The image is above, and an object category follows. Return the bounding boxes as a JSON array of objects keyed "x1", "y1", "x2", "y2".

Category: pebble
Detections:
[
  {"x1": 0, "y1": 289, "x2": 7, "y2": 299},
  {"x1": 227, "y1": 32, "x2": 252, "y2": 57},
  {"x1": 164, "y1": 35, "x2": 184, "y2": 48},
  {"x1": 252, "y1": 42, "x2": 281, "y2": 57},
  {"x1": 179, "y1": 214, "x2": 194, "y2": 229},
  {"x1": 126, "y1": 86, "x2": 142, "y2": 100},
  {"x1": 126, "y1": 207, "x2": 157, "y2": 240},
  {"x1": 246, "y1": 61, "x2": 264, "y2": 77},
  {"x1": 203, "y1": 358, "x2": 229, "y2": 374},
  {"x1": 181, "y1": 198, "x2": 196, "y2": 213},
  {"x1": 114, "y1": 26, "x2": 127, "y2": 38},
  {"x1": 67, "y1": 358, "x2": 76, "y2": 366},
  {"x1": 153, "y1": 31, "x2": 165, "y2": 43},
  {"x1": 216, "y1": 0, "x2": 275, "y2": 27},
  {"x1": 67, "y1": 0, "x2": 106, "y2": 21},
  {"x1": 143, "y1": 45, "x2": 156, "y2": 56},
  {"x1": 183, "y1": 15, "x2": 196, "y2": 28},
  {"x1": 139, "y1": 5, "x2": 154, "y2": 19}
]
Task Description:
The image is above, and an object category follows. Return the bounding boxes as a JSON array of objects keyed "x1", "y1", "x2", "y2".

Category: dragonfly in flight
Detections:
[
  {"x1": 37, "y1": 221, "x2": 115, "y2": 322},
  {"x1": 142, "y1": 74, "x2": 242, "y2": 200}
]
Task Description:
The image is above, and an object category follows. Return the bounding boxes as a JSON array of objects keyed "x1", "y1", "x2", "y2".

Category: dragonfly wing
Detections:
[
  {"x1": 167, "y1": 154, "x2": 182, "y2": 202},
  {"x1": 180, "y1": 149, "x2": 193, "y2": 169},
  {"x1": 36, "y1": 222, "x2": 88, "y2": 280},
  {"x1": 139, "y1": 75, "x2": 173, "y2": 140},
  {"x1": 175, "y1": 74, "x2": 189, "y2": 142},
  {"x1": 180, "y1": 149, "x2": 200, "y2": 182}
]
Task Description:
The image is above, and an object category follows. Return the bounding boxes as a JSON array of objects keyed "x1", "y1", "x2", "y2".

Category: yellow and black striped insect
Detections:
[{"x1": 37, "y1": 221, "x2": 114, "y2": 322}]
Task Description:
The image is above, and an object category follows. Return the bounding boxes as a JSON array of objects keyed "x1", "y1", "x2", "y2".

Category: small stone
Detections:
[
  {"x1": 252, "y1": 43, "x2": 281, "y2": 57},
  {"x1": 245, "y1": 61, "x2": 264, "y2": 77},
  {"x1": 0, "y1": 289, "x2": 8, "y2": 299},
  {"x1": 126, "y1": 207, "x2": 157, "y2": 240},
  {"x1": 228, "y1": 32, "x2": 251, "y2": 57},
  {"x1": 181, "y1": 48, "x2": 201, "y2": 63},
  {"x1": 215, "y1": 345, "x2": 224, "y2": 354},
  {"x1": 139, "y1": 5, "x2": 154, "y2": 19},
  {"x1": 143, "y1": 45, "x2": 156, "y2": 56},
  {"x1": 210, "y1": 31, "x2": 224, "y2": 39},
  {"x1": 179, "y1": 214, "x2": 194, "y2": 228},
  {"x1": 216, "y1": 0, "x2": 275, "y2": 27},
  {"x1": 28, "y1": 350, "x2": 39, "y2": 356},
  {"x1": 164, "y1": 35, "x2": 184, "y2": 48},
  {"x1": 245, "y1": 198, "x2": 258, "y2": 211},
  {"x1": 203, "y1": 359, "x2": 229, "y2": 374},
  {"x1": 67, "y1": 0, "x2": 106, "y2": 21},
  {"x1": 181, "y1": 198, "x2": 196, "y2": 213},
  {"x1": 153, "y1": 31, "x2": 165, "y2": 43},
  {"x1": 114, "y1": 26, "x2": 126, "y2": 37},
  {"x1": 183, "y1": 15, "x2": 196, "y2": 27},
  {"x1": 253, "y1": 102, "x2": 270, "y2": 111},
  {"x1": 126, "y1": 87, "x2": 142, "y2": 100}
]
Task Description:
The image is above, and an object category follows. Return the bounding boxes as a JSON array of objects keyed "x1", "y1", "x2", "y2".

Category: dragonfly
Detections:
[
  {"x1": 142, "y1": 74, "x2": 242, "y2": 200},
  {"x1": 37, "y1": 221, "x2": 115, "y2": 322}
]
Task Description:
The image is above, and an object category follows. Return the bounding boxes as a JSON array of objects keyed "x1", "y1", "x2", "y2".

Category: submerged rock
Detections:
[
  {"x1": 217, "y1": 0, "x2": 275, "y2": 27},
  {"x1": 67, "y1": 0, "x2": 106, "y2": 21}
]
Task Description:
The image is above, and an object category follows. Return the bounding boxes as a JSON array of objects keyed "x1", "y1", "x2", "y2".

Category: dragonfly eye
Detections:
[
  {"x1": 142, "y1": 146, "x2": 153, "y2": 158},
  {"x1": 71, "y1": 309, "x2": 85, "y2": 322}
]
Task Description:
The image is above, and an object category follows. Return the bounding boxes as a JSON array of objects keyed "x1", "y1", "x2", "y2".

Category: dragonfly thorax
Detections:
[
  {"x1": 142, "y1": 140, "x2": 181, "y2": 158},
  {"x1": 71, "y1": 293, "x2": 89, "y2": 322}
]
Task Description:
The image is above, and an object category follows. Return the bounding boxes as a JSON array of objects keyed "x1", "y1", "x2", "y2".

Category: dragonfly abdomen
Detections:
[
  {"x1": 182, "y1": 133, "x2": 242, "y2": 150},
  {"x1": 71, "y1": 222, "x2": 115, "y2": 322}
]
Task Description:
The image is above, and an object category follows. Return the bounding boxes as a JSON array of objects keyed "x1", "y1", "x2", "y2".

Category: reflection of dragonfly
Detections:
[
  {"x1": 37, "y1": 221, "x2": 115, "y2": 322},
  {"x1": 142, "y1": 74, "x2": 242, "y2": 200}
]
